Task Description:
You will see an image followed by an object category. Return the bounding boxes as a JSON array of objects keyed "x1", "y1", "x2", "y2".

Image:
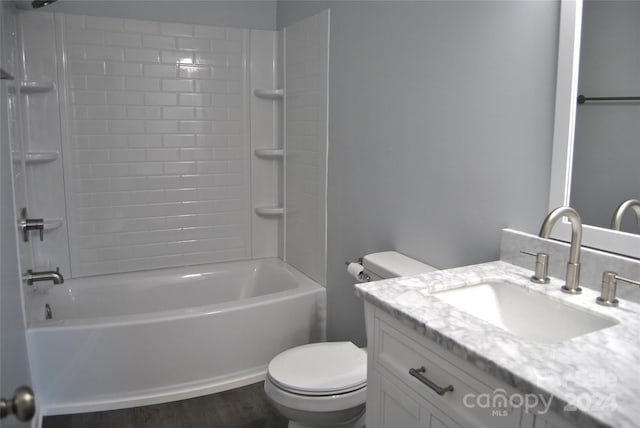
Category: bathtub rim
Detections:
[{"x1": 27, "y1": 257, "x2": 324, "y2": 330}]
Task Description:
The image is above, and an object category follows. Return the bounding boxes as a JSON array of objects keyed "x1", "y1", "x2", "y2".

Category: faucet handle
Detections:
[
  {"x1": 596, "y1": 271, "x2": 640, "y2": 307},
  {"x1": 18, "y1": 208, "x2": 44, "y2": 242},
  {"x1": 520, "y1": 251, "x2": 550, "y2": 284}
]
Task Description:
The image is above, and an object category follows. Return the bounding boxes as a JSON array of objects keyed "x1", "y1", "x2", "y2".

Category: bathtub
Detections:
[{"x1": 26, "y1": 258, "x2": 326, "y2": 416}]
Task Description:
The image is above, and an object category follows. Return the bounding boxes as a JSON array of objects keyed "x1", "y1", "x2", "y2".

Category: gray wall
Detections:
[
  {"x1": 279, "y1": 1, "x2": 560, "y2": 345},
  {"x1": 571, "y1": 1, "x2": 640, "y2": 231},
  {"x1": 45, "y1": 0, "x2": 277, "y2": 30}
]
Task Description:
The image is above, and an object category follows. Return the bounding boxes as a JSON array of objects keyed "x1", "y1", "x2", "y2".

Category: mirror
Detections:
[
  {"x1": 571, "y1": 1, "x2": 640, "y2": 232},
  {"x1": 549, "y1": 0, "x2": 640, "y2": 259}
]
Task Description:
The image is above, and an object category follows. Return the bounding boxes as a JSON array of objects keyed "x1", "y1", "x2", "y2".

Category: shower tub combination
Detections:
[{"x1": 26, "y1": 258, "x2": 325, "y2": 416}]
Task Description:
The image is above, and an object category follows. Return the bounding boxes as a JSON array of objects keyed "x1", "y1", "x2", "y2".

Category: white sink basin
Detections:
[{"x1": 433, "y1": 281, "x2": 618, "y2": 343}]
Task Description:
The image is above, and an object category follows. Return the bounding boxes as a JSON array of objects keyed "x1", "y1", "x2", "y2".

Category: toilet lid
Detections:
[{"x1": 267, "y1": 342, "x2": 367, "y2": 395}]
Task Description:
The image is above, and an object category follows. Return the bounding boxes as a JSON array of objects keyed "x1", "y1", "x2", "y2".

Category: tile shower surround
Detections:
[
  {"x1": 59, "y1": 15, "x2": 251, "y2": 276},
  {"x1": 284, "y1": 10, "x2": 329, "y2": 286}
]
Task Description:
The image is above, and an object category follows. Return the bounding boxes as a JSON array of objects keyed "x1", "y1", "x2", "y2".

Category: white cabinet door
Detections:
[
  {"x1": 419, "y1": 397, "x2": 464, "y2": 428},
  {"x1": 370, "y1": 371, "x2": 463, "y2": 428},
  {"x1": 376, "y1": 374, "x2": 422, "y2": 428},
  {"x1": 533, "y1": 412, "x2": 577, "y2": 428}
]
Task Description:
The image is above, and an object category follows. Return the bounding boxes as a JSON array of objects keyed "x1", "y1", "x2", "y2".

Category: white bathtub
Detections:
[{"x1": 26, "y1": 258, "x2": 325, "y2": 416}]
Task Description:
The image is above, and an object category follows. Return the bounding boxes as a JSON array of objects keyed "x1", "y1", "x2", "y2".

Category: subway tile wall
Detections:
[{"x1": 60, "y1": 14, "x2": 251, "y2": 277}]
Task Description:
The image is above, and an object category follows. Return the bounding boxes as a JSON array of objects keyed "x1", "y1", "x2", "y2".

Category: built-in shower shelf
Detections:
[
  {"x1": 0, "y1": 67, "x2": 14, "y2": 80},
  {"x1": 20, "y1": 81, "x2": 55, "y2": 94},
  {"x1": 14, "y1": 151, "x2": 59, "y2": 165},
  {"x1": 255, "y1": 206, "x2": 284, "y2": 216},
  {"x1": 253, "y1": 89, "x2": 284, "y2": 100},
  {"x1": 43, "y1": 218, "x2": 63, "y2": 231},
  {"x1": 254, "y1": 148, "x2": 284, "y2": 159}
]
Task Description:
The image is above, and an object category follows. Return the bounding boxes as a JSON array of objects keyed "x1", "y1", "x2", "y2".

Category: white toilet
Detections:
[{"x1": 264, "y1": 251, "x2": 437, "y2": 428}]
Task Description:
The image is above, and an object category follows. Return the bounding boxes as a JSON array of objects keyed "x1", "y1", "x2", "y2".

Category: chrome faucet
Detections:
[
  {"x1": 610, "y1": 199, "x2": 640, "y2": 231},
  {"x1": 24, "y1": 267, "x2": 64, "y2": 285},
  {"x1": 539, "y1": 206, "x2": 582, "y2": 294}
]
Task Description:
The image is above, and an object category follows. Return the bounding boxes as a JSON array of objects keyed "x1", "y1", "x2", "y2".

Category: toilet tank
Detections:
[
  {"x1": 362, "y1": 251, "x2": 436, "y2": 280},
  {"x1": 361, "y1": 251, "x2": 437, "y2": 347}
]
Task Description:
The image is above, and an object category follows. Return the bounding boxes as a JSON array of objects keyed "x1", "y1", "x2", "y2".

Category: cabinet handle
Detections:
[{"x1": 409, "y1": 366, "x2": 454, "y2": 396}]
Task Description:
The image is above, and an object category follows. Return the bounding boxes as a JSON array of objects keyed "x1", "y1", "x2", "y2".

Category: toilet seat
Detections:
[{"x1": 267, "y1": 342, "x2": 367, "y2": 396}]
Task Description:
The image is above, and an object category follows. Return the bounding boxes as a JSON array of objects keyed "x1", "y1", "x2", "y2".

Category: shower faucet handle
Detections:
[
  {"x1": 18, "y1": 208, "x2": 44, "y2": 242},
  {"x1": 520, "y1": 251, "x2": 550, "y2": 284}
]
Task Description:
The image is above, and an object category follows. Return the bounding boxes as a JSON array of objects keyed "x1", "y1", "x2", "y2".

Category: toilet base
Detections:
[
  {"x1": 268, "y1": 393, "x2": 365, "y2": 428},
  {"x1": 286, "y1": 408, "x2": 365, "y2": 428},
  {"x1": 264, "y1": 376, "x2": 367, "y2": 428}
]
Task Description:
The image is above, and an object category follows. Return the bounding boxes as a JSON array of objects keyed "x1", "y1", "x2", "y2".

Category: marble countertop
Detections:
[{"x1": 355, "y1": 261, "x2": 640, "y2": 428}]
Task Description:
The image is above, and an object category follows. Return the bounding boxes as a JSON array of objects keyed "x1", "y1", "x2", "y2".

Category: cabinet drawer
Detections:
[
  {"x1": 376, "y1": 371, "x2": 464, "y2": 428},
  {"x1": 374, "y1": 316, "x2": 523, "y2": 428}
]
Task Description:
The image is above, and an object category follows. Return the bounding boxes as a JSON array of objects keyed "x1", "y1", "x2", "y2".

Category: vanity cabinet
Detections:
[
  {"x1": 358, "y1": 258, "x2": 632, "y2": 428},
  {"x1": 371, "y1": 372, "x2": 460, "y2": 428},
  {"x1": 532, "y1": 412, "x2": 577, "y2": 428},
  {"x1": 366, "y1": 305, "x2": 547, "y2": 428}
]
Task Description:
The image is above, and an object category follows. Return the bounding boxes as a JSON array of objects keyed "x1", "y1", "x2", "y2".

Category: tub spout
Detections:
[{"x1": 24, "y1": 267, "x2": 64, "y2": 285}]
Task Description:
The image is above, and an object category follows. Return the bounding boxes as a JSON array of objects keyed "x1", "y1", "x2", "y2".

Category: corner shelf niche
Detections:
[
  {"x1": 254, "y1": 148, "x2": 284, "y2": 159},
  {"x1": 20, "y1": 81, "x2": 55, "y2": 94},
  {"x1": 255, "y1": 207, "x2": 284, "y2": 217},
  {"x1": 13, "y1": 151, "x2": 59, "y2": 165},
  {"x1": 1, "y1": 67, "x2": 14, "y2": 80},
  {"x1": 44, "y1": 218, "x2": 63, "y2": 231},
  {"x1": 253, "y1": 89, "x2": 284, "y2": 100}
]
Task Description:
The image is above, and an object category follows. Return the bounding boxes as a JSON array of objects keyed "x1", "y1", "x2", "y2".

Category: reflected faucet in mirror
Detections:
[
  {"x1": 610, "y1": 199, "x2": 640, "y2": 231},
  {"x1": 539, "y1": 207, "x2": 583, "y2": 294}
]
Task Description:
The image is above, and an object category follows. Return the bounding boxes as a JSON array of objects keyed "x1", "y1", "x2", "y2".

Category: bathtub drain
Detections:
[{"x1": 45, "y1": 303, "x2": 52, "y2": 320}]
